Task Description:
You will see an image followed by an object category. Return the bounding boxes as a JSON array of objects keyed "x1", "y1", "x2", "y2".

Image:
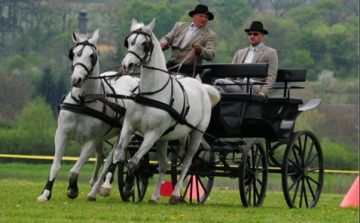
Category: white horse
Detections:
[
  {"x1": 37, "y1": 29, "x2": 139, "y2": 201},
  {"x1": 86, "y1": 19, "x2": 220, "y2": 204}
]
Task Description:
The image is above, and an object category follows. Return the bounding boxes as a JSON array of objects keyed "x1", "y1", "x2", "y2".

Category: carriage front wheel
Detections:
[
  {"x1": 239, "y1": 139, "x2": 268, "y2": 207},
  {"x1": 117, "y1": 151, "x2": 149, "y2": 203},
  {"x1": 282, "y1": 130, "x2": 324, "y2": 208}
]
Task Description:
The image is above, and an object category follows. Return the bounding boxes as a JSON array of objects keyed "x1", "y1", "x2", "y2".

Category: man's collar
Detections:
[{"x1": 250, "y1": 43, "x2": 263, "y2": 51}]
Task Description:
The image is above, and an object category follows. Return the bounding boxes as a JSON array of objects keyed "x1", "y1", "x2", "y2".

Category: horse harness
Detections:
[
  {"x1": 59, "y1": 76, "x2": 126, "y2": 131},
  {"x1": 124, "y1": 29, "x2": 154, "y2": 66},
  {"x1": 68, "y1": 40, "x2": 98, "y2": 78},
  {"x1": 60, "y1": 42, "x2": 127, "y2": 135}
]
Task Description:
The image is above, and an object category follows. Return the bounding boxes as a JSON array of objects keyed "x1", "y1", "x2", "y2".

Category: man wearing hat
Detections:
[
  {"x1": 215, "y1": 21, "x2": 278, "y2": 96},
  {"x1": 160, "y1": 4, "x2": 217, "y2": 77}
]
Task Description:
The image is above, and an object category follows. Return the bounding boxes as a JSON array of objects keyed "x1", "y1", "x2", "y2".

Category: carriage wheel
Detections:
[
  {"x1": 170, "y1": 147, "x2": 215, "y2": 204},
  {"x1": 282, "y1": 130, "x2": 324, "y2": 208},
  {"x1": 239, "y1": 140, "x2": 268, "y2": 207},
  {"x1": 117, "y1": 151, "x2": 149, "y2": 202}
]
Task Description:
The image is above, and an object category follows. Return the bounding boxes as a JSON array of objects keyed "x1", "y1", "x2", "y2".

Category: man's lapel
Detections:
[
  {"x1": 173, "y1": 23, "x2": 191, "y2": 46},
  {"x1": 186, "y1": 27, "x2": 206, "y2": 47},
  {"x1": 253, "y1": 44, "x2": 266, "y2": 62}
]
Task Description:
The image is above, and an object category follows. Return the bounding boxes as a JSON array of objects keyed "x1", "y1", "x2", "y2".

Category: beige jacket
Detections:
[
  {"x1": 160, "y1": 22, "x2": 217, "y2": 66},
  {"x1": 231, "y1": 44, "x2": 278, "y2": 95}
]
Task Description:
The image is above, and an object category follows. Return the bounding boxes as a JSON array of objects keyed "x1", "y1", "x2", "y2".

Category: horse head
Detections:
[
  {"x1": 122, "y1": 18, "x2": 156, "y2": 74},
  {"x1": 69, "y1": 29, "x2": 99, "y2": 87}
]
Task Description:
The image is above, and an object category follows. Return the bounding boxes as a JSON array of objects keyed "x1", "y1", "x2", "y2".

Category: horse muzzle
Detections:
[
  {"x1": 123, "y1": 63, "x2": 135, "y2": 75},
  {"x1": 71, "y1": 76, "x2": 84, "y2": 88}
]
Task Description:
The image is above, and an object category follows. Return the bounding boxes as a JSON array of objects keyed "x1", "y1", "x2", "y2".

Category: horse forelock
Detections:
[{"x1": 130, "y1": 23, "x2": 145, "y2": 32}]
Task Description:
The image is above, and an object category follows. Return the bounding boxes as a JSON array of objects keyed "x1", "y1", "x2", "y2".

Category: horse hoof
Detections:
[
  {"x1": 85, "y1": 196, "x2": 96, "y2": 202},
  {"x1": 122, "y1": 186, "x2": 134, "y2": 199},
  {"x1": 67, "y1": 189, "x2": 79, "y2": 199},
  {"x1": 148, "y1": 199, "x2": 157, "y2": 204},
  {"x1": 169, "y1": 195, "x2": 181, "y2": 205},
  {"x1": 98, "y1": 187, "x2": 111, "y2": 197},
  {"x1": 37, "y1": 197, "x2": 48, "y2": 202}
]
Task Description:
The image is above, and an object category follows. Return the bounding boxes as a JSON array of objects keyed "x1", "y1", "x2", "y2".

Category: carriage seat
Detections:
[
  {"x1": 201, "y1": 63, "x2": 269, "y2": 99},
  {"x1": 200, "y1": 63, "x2": 269, "y2": 137},
  {"x1": 263, "y1": 68, "x2": 307, "y2": 119}
]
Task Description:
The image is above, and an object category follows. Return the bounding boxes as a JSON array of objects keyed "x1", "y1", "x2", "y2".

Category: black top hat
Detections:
[
  {"x1": 244, "y1": 21, "x2": 268, "y2": 34},
  {"x1": 189, "y1": 4, "x2": 214, "y2": 21}
]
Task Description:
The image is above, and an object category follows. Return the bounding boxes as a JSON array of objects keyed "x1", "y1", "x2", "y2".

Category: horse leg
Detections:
[
  {"x1": 122, "y1": 133, "x2": 158, "y2": 198},
  {"x1": 99, "y1": 128, "x2": 133, "y2": 198},
  {"x1": 67, "y1": 141, "x2": 97, "y2": 199},
  {"x1": 169, "y1": 132, "x2": 203, "y2": 205},
  {"x1": 37, "y1": 129, "x2": 68, "y2": 201},
  {"x1": 97, "y1": 138, "x2": 119, "y2": 197},
  {"x1": 90, "y1": 142, "x2": 107, "y2": 187},
  {"x1": 149, "y1": 140, "x2": 169, "y2": 204},
  {"x1": 86, "y1": 150, "x2": 113, "y2": 201}
]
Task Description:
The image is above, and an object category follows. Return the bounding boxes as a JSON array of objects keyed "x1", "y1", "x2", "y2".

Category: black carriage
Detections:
[{"x1": 117, "y1": 63, "x2": 324, "y2": 208}]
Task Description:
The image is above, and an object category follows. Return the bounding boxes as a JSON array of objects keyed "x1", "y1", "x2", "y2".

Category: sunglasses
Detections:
[{"x1": 248, "y1": 32, "x2": 261, "y2": 36}]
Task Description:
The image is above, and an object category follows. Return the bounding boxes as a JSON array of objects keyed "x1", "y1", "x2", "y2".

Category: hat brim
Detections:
[
  {"x1": 244, "y1": 29, "x2": 268, "y2": 35},
  {"x1": 189, "y1": 11, "x2": 214, "y2": 20}
]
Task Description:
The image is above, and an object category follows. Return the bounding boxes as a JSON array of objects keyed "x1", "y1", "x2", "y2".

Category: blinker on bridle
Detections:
[
  {"x1": 124, "y1": 29, "x2": 154, "y2": 65},
  {"x1": 69, "y1": 40, "x2": 98, "y2": 77}
]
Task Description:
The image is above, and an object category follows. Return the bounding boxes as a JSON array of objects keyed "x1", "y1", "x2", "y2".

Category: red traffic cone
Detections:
[
  {"x1": 340, "y1": 176, "x2": 359, "y2": 208},
  {"x1": 160, "y1": 181, "x2": 173, "y2": 197}
]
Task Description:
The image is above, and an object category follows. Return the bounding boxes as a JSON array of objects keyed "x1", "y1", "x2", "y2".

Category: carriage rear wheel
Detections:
[
  {"x1": 282, "y1": 130, "x2": 324, "y2": 208},
  {"x1": 170, "y1": 147, "x2": 215, "y2": 204},
  {"x1": 239, "y1": 139, "x2": 268, "y2": 207},
  {"x1": 117, "y1": 151, "x2": 149, "y2": 203}
]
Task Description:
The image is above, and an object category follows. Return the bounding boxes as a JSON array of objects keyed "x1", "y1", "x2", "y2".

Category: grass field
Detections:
[{"x1": 0, "y1": 162, "x2": 358, "y2": 223}]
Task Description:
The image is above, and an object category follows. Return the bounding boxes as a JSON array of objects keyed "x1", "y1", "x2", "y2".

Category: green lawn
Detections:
[{"x1": 0, "y1": 163, "x2": 358, "y2": 223}]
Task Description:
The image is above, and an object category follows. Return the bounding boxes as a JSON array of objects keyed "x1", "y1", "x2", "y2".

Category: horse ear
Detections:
[
  {"x1": 131, "y1": 18, "x2": 138, "y2": 27},
  {"x1": 147, "y1": 18, "x2": 156, "y2": 32},
  {"x1": 89, "y1": 29, "x2": 100, "y2": 45},
  {"x1": 72, "y1": 30, "x2": 80, "y2": 43}
]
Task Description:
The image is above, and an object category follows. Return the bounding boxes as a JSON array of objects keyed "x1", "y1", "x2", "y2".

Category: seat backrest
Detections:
[
  {"x1": 274, "y1": 68, "x2": 307, "y2": 97},
  {"x1": 201, "y1": 63, "x2": 269, "y2": 84}
]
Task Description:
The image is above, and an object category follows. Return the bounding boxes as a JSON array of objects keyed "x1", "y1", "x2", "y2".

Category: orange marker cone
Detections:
[
  {"x1": 186, "y1": 175, "x2": 209, "y2": 200},
  {"x1": 340, "y1": 176, "x2": 359, "y2": 208}
]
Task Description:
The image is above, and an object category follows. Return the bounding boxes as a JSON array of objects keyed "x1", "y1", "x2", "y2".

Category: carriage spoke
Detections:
[
  {"x1": 305, "y1": 177, "x2": 316, "y2": 200},
  {"x1": 306, "y1": 151, "x2": 319, "y2": 166},
  {"x1": 283, "y1": 131, "x2": 324, "y2": 208}
]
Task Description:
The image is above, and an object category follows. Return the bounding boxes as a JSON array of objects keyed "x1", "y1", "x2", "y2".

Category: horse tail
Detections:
[{"x1": 203, "y1": 84, "x2": 221, "y2": 108}]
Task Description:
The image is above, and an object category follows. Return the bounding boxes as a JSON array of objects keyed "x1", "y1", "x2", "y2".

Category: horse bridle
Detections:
[
  {"x1": 68, "y1": 41, "x2": 98, "y2": 78},
  {"x1": 124, "y1": 29, "x2": 154, "y2": 65}
]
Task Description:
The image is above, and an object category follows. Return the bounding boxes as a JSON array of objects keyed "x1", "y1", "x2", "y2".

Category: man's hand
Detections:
[
  {"x1": 192, "y1": 43, "x2": 202, "y2": 54},
  {"x1": 161, "y1": 42, "x2": 169, "y2": 51}
]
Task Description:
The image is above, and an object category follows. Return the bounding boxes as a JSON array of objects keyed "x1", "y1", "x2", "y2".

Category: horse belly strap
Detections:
[{"x1": 59, "y1": 103, "x2": 122, "y2": 128}]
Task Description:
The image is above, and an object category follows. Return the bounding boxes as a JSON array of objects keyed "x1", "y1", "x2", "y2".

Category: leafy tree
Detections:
[
  {"x1": 16, "y1": 97, "x2": 56, "y2": 151},
  {"x1": 0, "y1": 73, "x2": 32, "y2": 122},
  {"x1": 35, "y1": 68, "x2": 67, "y2": 115},
  {"x1": 0, "y1": 97, "x2": 56, "y2": 156}
]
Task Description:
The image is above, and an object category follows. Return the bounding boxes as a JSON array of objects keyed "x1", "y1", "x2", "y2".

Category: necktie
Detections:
[
  {"x1": 180, "y1": 26, "x2": 196, "y2": 48},
  {"x1": 244, "y1": 48, "x2": 255, "y2": 63}
]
